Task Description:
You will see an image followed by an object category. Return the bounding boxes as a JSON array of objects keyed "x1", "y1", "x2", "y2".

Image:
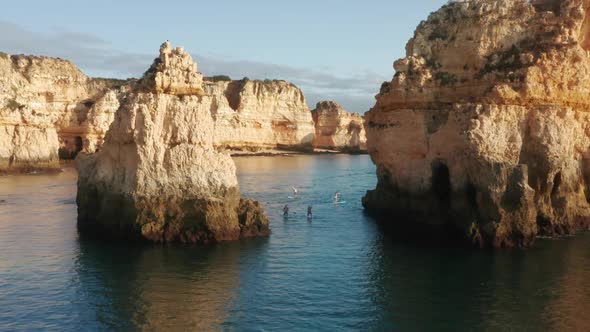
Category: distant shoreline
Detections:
[
  {"x1": 228, "y1": 149, "x2": 368, "y2": 157},
  {"x1": 0, "y1": 153, "x2": 369, "y2": 176}
]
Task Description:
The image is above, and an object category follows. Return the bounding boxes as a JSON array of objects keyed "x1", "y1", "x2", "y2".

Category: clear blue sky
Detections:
[{"x1": 0, "y1": 0, "x2": 446, "y2": 112}]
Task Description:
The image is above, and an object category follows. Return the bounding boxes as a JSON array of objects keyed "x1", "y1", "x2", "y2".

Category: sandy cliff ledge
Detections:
[{"x1": 363, "y1": 0, "x2": 590, "y2": 247}]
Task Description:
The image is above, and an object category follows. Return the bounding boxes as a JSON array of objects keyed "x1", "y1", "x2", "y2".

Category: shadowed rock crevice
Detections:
[
  {"x1": 531, "y1": 0, "x2": 562, "y2": 14},
  {"x1": 431, "y1": 161, "x2": 451, "y2": 209},
  {"x1": 224, "y1": 80, "x2": 246, "y2": 111}
]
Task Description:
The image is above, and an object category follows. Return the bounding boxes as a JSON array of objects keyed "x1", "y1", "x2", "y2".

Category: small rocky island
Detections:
[
  {"x1": 76, "y1": 42, "x2": 269, "y2": 243},
  {"x1": 363, "y1": 0, "x2": 590, "y2": 247}
]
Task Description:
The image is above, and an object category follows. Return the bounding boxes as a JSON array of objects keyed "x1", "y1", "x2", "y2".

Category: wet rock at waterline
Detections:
[{"x1": 363, "y1": 0, "x2": 590, "y2": 247}]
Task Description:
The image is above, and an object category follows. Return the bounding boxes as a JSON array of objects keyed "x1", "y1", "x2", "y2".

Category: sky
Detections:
[{"x1": 0, "y1": 0, "x2": 446, "y2": 113}]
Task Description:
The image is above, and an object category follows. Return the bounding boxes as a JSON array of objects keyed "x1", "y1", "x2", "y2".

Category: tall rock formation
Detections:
[
  {"x1": 138, "y1": 41, "x2": 204, "y2": 95},
  {"x1": 76, "y1": 42, "x2": 269, "y2": 243},
  {"x1": 363, "y1": 0, "x2": 590, "y2": 247},
  {"x1": 311, "y1": 101, "x2": 367, "y2": 152},
  {"x1": 203, "y1": 79, "x2": 315, "y2": 151},
  {"x1": 0, "y1": 52, "x2": 126, "y2": 172}
]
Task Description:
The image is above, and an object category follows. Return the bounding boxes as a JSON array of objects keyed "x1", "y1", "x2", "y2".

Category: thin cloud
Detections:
[{"x1": 0, "y1": 20, "x2": 387, "y2": 112}]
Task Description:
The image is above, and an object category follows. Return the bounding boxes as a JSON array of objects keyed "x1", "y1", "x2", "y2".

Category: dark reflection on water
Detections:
[{"x1": 1, "y1": 155, "x2": 590, "y2": 331}]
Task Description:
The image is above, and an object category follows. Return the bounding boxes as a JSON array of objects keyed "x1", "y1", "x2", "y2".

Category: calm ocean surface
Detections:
[{"x1": 1, "y1": 155, "x2": 589, "y2": 331}]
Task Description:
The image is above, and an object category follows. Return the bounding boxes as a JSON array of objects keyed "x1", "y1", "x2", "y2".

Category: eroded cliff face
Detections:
[
  {"x1": 0, "y1": 52, "x2": 126, "y2": 172},
  {"x1": 1, "y1": 46, "x2": 317, "y2": 170},
  {"x1": 203, "y1": 79, "x2": 315, "y2": 151},
  {"x1": 311, "y1": 101, "x2": 366, "y2": 152},
  {"x1": 76, "y1": 42, "x2": 269, "y2": 243},
  {"x1": 363, "y1": 0, "x2": 590, "y2": 247}
]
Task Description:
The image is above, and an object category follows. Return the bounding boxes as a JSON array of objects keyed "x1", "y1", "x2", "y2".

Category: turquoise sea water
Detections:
[{"x1": 0, "y1": 155, "x2": 589, "y2": 331}]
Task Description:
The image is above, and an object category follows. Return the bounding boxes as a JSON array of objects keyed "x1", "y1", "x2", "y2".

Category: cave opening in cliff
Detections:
[
  {"x1": 59, "y1": 136, "x2": 84, "y2": 160},
  {"x1": 551, "y1": 171, "x2": 562, "y2": 196},
  {"x1": 530, "y1": 0, "x2": 561, "y2": 15},
  {"x1": 466, "y1": 183, "x2": 478, "y2": 209},
  {"x1": 74, "y1": 136, "x2": 83, "y2": 156},
  {"x1": 432, "y1": 161, "x2": 451, "y2": 208},
  {"x1": 225, "y1": 81, "x2": 244, "y2": 111}
]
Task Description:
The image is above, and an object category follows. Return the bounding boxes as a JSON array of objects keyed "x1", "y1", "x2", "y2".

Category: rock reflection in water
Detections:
[
  {"x1": 2, "y1": 156, "x2": 590, "y2": 331},
  {"x1": 75, "y1": 240, "x2": 247, "y2": 331},
  {"x1": 368, "y1": 229, "x2": 590, "y2": 331}
]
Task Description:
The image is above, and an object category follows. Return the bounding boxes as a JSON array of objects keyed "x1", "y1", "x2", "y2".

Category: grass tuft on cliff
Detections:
[
  {"x1": 205, "y1": 75, "x2": 232, "y2": 82},
  {"x1": 6, "y1": 98, "x2": 25, "y2": 111}
]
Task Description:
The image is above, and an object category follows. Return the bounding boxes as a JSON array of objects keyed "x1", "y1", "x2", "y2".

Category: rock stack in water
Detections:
[
  {"x1": 363, "y1": 0, "x2": 590, "y2": 247},
  {"x1": 76, "y1": 41, "x2": 269, "y2": 243},
  {"x1": 311, "y1": 101, "x2": 367, "y2": 153}
]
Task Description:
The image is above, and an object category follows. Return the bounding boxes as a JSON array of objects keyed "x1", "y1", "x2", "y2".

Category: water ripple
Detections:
[{"x1": 1, "y1": 157, "x2": 590, "y2": 331}]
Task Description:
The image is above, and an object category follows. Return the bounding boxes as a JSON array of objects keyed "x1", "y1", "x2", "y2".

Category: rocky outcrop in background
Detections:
[
  {"x1": 311, "y1": 101, "x2": 366, "y2": 153},
  {"x1": 204, "y1": 78, "x2": 315, "y2": 152},
  {"x1": 0, "y1": 47, "x2": 323, "y2": 172},
  {"x1": 363, "y1": 0, "x2": 590, "y2": 247},
  {"x1": 76, "y1": 42, "x2": 269, "y2": 243},
  {"x1": 0, "y1": 52, "x2": 128, "y2": 172}
]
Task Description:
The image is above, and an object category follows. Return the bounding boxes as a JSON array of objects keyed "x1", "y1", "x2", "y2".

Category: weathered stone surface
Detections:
[
  {"x1": 203, "y1": 79, "x2": 315, "y2": 151},
  {"x1": 311, "y1": 101, "x2": 366, "y2": 152},
  {"x1": 0, "y1": 52, "x2": 127, "y2": 171},
  {"x1": 363, "y1": 0, "x2": 590, "y2": 247},
  {"x1": 138, "y1": 41, "x2": 204, "y2": 96},
  {"x1": 0, "y1": 124, "x2": 60, "y2": 172},
  {"x1": 77, "y1": 43, "x2": 269, "y2": 243}
]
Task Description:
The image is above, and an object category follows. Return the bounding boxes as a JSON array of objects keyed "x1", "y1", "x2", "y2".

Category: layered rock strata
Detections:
[
  {"x1": 203, "y1": 78, "x2": 315, "y2": 151},
  {"x1": 311, "y1": 101, "x2": 366, "y2": 152},
  {"x1": 0, "y1": 52, "x2": 127, "y2": 172},
  {"x1": 77, "y1": 42, "x2": 270, "y2": 243},
  {"x1": 363, "y1": 0, "x2": 590, "y2": 247}
]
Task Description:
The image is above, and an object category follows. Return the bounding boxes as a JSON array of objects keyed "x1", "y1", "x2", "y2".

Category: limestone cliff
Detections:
[
  {"x1": 203, "y1": 79, "x2": 315, "y2": 151},
  {"x1": 363, "y1": 0, "x2": 590, "y2": 247},
  {"x1": 76, "y1": 42, "x2": 269, "y2": 243},
  {"x1": 311, "y1": 101, "x2": 367, "y2": 152},
  {"x1": 0, "y1": 52, "x2": 127, "y2": 172}
]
